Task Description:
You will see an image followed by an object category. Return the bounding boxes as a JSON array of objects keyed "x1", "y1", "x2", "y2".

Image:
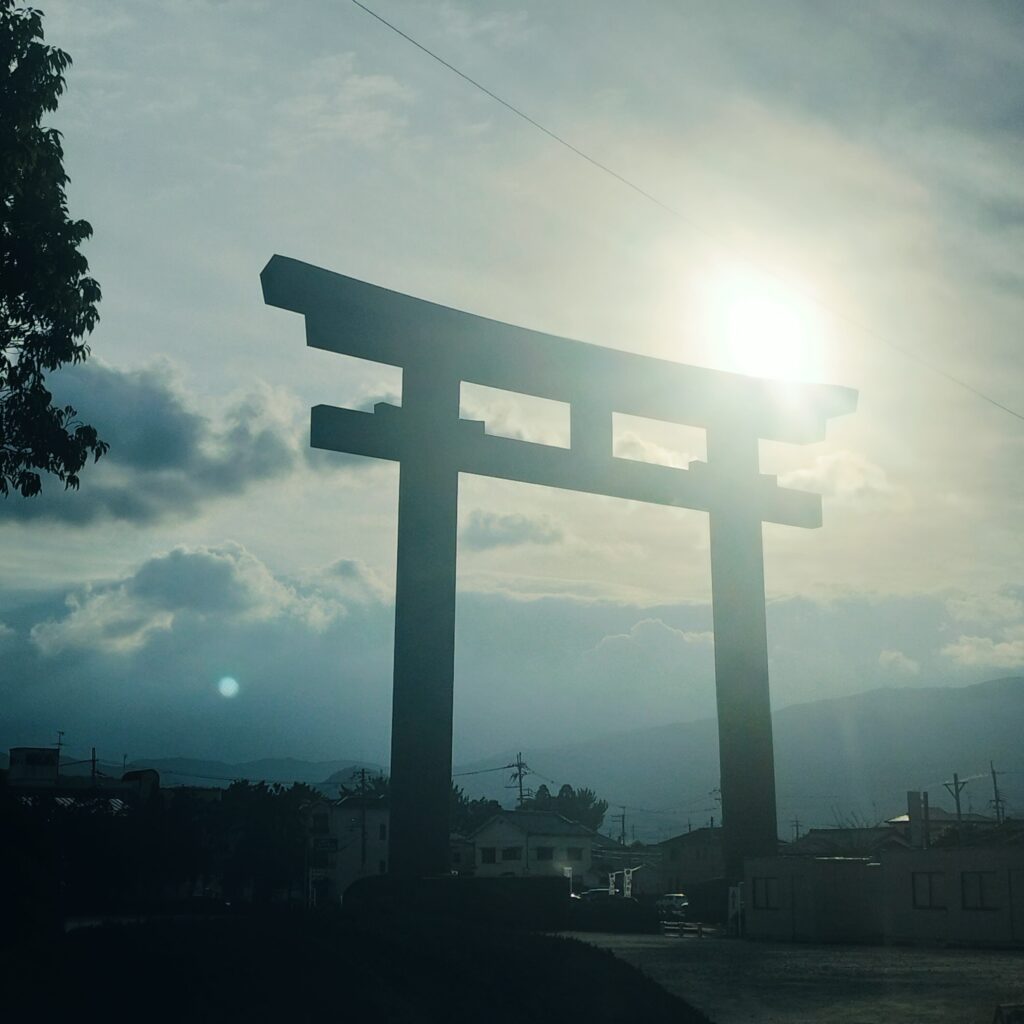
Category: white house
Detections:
[{"x1": 470, "y1": 810, "x2": 596, "y2": 888}]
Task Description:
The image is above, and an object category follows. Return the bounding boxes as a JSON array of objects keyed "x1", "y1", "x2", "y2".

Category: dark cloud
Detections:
[
  {"x1": 129, "y1": 546, "x2": 258, "y2": 614},
  {"x1": 0, "y1": 362, "x2": 301, "y2": 526},
  {"x1": 460, "y1": 511, "x2": 563, "y2": 550}
]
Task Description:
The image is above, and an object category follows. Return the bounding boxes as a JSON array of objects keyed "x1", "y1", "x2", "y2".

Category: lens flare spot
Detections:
[{"x1": 218, "y1": 676, "x2": 240, "y2": 698}]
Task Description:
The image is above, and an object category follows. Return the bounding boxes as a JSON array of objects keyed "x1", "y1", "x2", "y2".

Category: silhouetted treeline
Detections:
[
  {"x1": 0, "y1": 780, "x2": 318, "y2": 937},
  {"x1": 520, "y1": 783, "x2": 609, "y2": 831}
]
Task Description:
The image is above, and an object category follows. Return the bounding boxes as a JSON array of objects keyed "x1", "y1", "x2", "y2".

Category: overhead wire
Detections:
[{"x1": 349, "y1": 0, "x2": 1024, "y2": 425}]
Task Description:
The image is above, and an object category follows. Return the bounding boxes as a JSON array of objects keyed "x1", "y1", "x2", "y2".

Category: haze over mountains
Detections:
[
  {"x1": 19, "y1": 677, "x2": 1021, "y2": 844},
  {"x1": 455, "y1": 676, "x2": 1024, "y2": 840}
]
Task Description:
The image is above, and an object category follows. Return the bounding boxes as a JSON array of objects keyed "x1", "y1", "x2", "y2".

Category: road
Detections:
[{"x1": 566, "y1": 932, "x2": 1024, "y2": 1024}]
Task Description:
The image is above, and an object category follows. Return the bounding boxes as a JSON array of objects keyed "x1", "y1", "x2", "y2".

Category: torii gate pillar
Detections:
[{"x1": 388, "y1": 368, "x2": 462, "y2": 878}]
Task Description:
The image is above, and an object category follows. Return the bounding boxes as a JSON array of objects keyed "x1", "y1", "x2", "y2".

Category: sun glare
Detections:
[
  {"x1": 218, "y1": 676, "x2": 240, "y2": 698},
  {"x1": 705, "y1": 266, "x2": 824, "y2": 383}
]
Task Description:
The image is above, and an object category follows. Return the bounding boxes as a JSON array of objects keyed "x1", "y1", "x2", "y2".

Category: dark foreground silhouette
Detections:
[{"x1": 4, "y1": 910, "x2": 710, "y2": 1023}]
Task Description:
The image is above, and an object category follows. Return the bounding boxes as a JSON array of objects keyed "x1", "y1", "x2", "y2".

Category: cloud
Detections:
[
  {"x1": 592, "y1": 618, "x2": 714, "y2": 656},
  {"x1": 461, "y1": 511, "x2": 563, "y2": 550},
  {"x1": 322, "y1": 558, "x2": 392, "y2": 604},
  {"x1": 942, "y1": 624, "x2": 1024, "y2": 669},
  {"x1": 878, "y1": 649, "x2": 919, "y2": 675},
  {"x1": 439, "y1": 4, "x2": 531, "y2": 46},
  {"x1": 780, "y1": 450, "x2": 893, "y2": 500},
  {"x1": 946, "y1": 590, "x2": 1024, "y2": 625},
  {"x1": 271, "y1": 53, "x2": 414, "y2": 153},
  {"x1": 0, "y1": 362, "x2": 303, "y2": 526},
  {"x1": 613, "y1": 432, "x2": 691, "y2": 469},
  {"x1": 30, "y1": 543, "x2": 342, "y2": 656}
]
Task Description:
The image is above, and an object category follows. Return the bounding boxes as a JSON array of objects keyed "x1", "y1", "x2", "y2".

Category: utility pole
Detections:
[
  {"x1": 358, "y1": 767, "x2": 368, "y2": 869},
  {"x1": 55, "y1": 729, "x2": 64, "y2": 780},
  {"x1": 611, "y1": 807, "x2": 626, "y2": 845},
  {"x1": 791, "y1": 817, "x2": 802, "y2": 841},
  {"x1": 991, "y1": 761, "x2": 1005, "y2": 825},
  {"x1": 91, "y1": 747, "x2": 97, "y2": 783},
  {"x1": 922, "y1": 791, "x2": 931, "y2": 849},
  {"x1": 943, "y1": 772, "x2": 967, "y2": 844},
  {"x1": 508, "y1": 752, "x2": 531, "y2": 808}
]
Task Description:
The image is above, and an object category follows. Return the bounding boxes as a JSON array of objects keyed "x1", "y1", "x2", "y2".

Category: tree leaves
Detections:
[{"x1": 1, "y1": 0, "x2": 107, "y2": 498}]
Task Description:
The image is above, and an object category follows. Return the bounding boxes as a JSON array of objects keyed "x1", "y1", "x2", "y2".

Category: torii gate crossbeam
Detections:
[{"x1": 262, "y1": 255, "x2": 857, "y2": 882}]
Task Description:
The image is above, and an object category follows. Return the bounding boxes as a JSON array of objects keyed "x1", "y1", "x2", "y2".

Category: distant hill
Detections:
[
  {"x1": 6, "y1": 678, "x2": 1021, "y2": 842},
  {"x1": 128, "y1": 756, "x2": 384, "y2": 794},
  {"x1": 454, "y1": 676, "x2": 1024, "y2": 840}
]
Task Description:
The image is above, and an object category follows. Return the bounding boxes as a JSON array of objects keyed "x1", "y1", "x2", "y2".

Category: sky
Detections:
[{"x1": 2, "y1": 0, "x2": 1024, "y2": 774}]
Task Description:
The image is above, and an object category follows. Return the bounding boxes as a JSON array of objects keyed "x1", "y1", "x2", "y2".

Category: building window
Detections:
[
  {"x1": 379, "y1": 823, "x2": 387, "y2": 841},
  {"x1": 567, "y1": 847, "x2": 583, "y2": 862},
  {"x1": 752, "y1": 876, "x2": 780, "y2": 910},
  {"x1": 481, "y1": 847, "x2": 496, "y2": 864},
  {"x1": 912, "y1": 871, "x2": 946, "y2": 909},
  {"x1": 962, "y1": 871, "x2": 998, "y2": 910},
  {"x1": 501, "y1": 846, "x2": 523, "y2": 861},
  {"x1": 535, "y1": 846, "x2": 554, "y2": 861},
  {"x1": 452, "y1": 850, "x2": 461, "y2": 864},
  {"x1": 311, "y1": 813, "x2": 328, "y2": 835}
]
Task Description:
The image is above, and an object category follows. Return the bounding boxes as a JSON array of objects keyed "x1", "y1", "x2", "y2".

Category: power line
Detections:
[
  {"x1": 452, "y1": 763, "x2": 514, "y2": 778},
  {"x1": 349, "y1": 0, "x2": 1024, "y2": 425}
]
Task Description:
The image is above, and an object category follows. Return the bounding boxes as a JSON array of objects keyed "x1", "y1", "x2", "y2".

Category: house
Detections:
[
  {"x1": 745, "y1": 809, "x2": 1024, "y2": 947},
  {"x1": 449, "y1": 833, "x2": 475, "y2": 875},
  {"x1": 881, "y1": 823, "x2": 1024, "y2": 947},
  {"x1": 657, "y1": 826, "x2": 725, "y2": 892},
  {"x1": 5, "y1": 746, "x2": 160, "y2": 806},
  {"x1": 783, "y1": 826, "x2": 911, "y2": 858},
  {"x1": 470, "y1": 810, "x2": 595, "y2": 888},
  {"x1": 745, "y1": 854, "x2": 885, "y2": 943},
  {"x1": 306, "y1": 794, "x2": 390, "y2": 907}
]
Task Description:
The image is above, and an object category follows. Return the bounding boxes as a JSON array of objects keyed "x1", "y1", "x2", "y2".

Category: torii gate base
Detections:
[{"x1": 262, "y1": 256, "x2": 856, "y2": 883}]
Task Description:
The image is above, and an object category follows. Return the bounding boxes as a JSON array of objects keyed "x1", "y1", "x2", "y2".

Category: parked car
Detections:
[{"x1": 655, "y1": 893, "x2": 689, "y2": 920}]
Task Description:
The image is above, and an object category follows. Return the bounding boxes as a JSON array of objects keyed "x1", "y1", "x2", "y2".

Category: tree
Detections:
[
  {"x1": 1, "y1": 1, "x2": 106, "y2": 497},
  {"x1": 521, "y1": 782, "x2": 609, "y2": 832},
  {"x1": 450, "y1": 783, "x2": 501, "y2": 836}
]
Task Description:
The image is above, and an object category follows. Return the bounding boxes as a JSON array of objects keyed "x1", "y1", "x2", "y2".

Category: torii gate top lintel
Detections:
[{"x1": 261, "y1": 255, "x2": 856, "y2": 441}]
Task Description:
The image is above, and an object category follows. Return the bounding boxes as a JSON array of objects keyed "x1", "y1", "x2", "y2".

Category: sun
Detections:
[{"x1": 705, "y1": 265, "x2": 824, "y2": 383}]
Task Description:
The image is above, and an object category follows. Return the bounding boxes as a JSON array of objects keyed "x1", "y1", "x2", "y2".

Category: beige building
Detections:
[{"x1": 470, "y1": 810, "x2": 594, "y2": 888}]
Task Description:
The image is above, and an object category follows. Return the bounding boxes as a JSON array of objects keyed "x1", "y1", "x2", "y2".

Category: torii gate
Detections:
[{"x1": 262, "y1": 255, "x2": 857, "y2": 882}]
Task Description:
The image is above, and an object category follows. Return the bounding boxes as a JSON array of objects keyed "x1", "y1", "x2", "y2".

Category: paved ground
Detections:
[{"x1": 565, "y1": 932, "x2": 1024, "y2": 1024}]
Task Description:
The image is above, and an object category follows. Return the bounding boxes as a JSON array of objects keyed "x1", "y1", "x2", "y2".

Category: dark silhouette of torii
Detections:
[{"x1": 262, "y1": 255, "x2": 857, "y2": 883}]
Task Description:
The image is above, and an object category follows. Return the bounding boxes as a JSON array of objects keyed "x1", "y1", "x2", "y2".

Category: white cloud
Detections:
[
  {"x1": 613, "y1": 432, "x2": 692, "y2": 470},
  {"x1": 780, "y1": 450, "x2": 893, "y2": 501},
  {"x1": 878, "y1": 649, "x2": 919, "y2": 675},
  {"x1": 592, "y1": 618, "x2": 714, "y2": 656},
  {"x1": 942, "y1": 624, "x2": 1024, "y2": 669}
]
